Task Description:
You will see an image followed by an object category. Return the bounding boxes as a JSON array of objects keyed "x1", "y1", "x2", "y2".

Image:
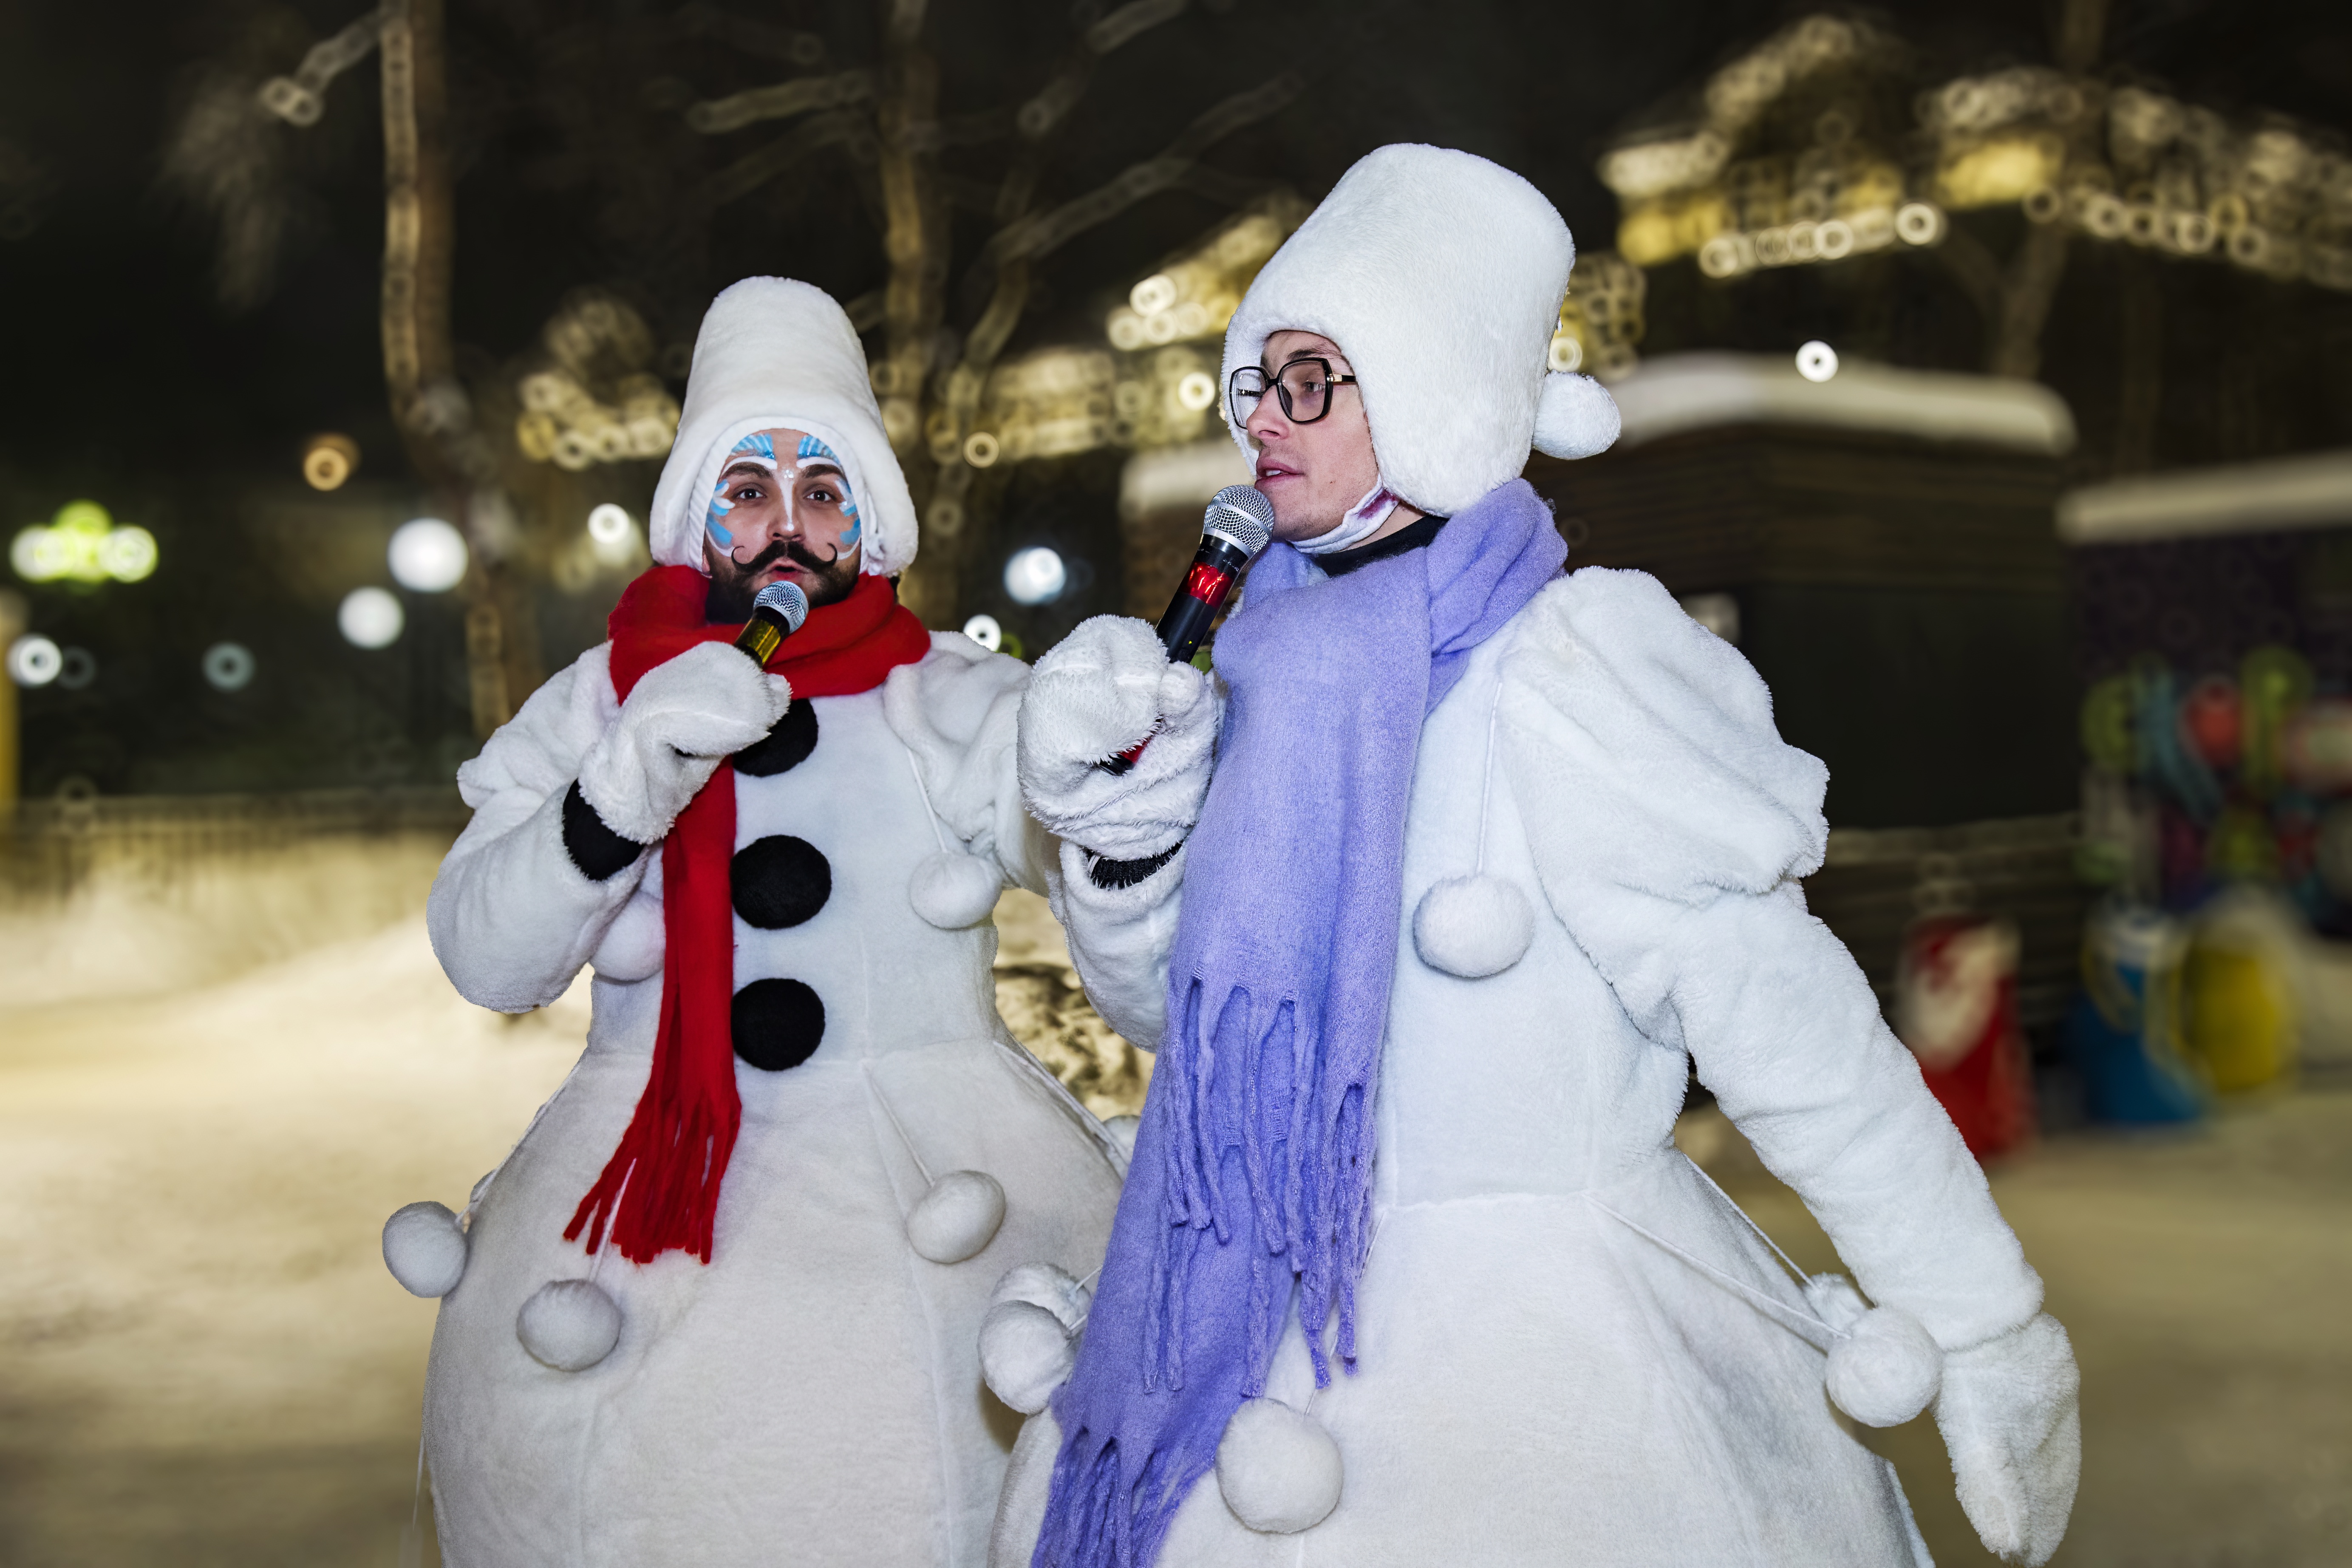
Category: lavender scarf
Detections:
[{"x1": 1036, "y1": 480, "x2": 1566, "y2": 1567}]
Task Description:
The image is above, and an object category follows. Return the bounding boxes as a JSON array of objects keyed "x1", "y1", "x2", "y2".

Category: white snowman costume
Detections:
[
  {"x1": 999, "y1": 148, "x2": 2080, "y2": 1568},
  {"x1": 407, "y1": 280, "x2": 1123, "y2": 1568}
]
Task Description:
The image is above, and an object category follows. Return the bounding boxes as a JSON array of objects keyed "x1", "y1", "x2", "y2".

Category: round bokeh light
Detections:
[
  {"x1": 203, "y1": 642, "x2": 257, "y2": 692},
  {"x1": 339, "y1": 586, "x2": 405, "y2": 649},
  {"x1": 586, "y1": 504, "x2": 633, "y2": 546},
  {"x1": 7, "y1": 633, "x2": 62, "y2": 688},
  {"x1": 962, "y1": 613, "x2": 1003, "y2": 651},
  {"x1": 388, "y1": 517, "x2": 469, "y2": 593},
  {"x1": 1003, "y1": 547, "x2": 1067, "y2": 607},
  {"x1": 1795, "y1": 341, "x2": 1840, "y2": 383}
]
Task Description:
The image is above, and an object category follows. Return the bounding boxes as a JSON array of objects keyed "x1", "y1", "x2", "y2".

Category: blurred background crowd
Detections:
[{"x1": 1, "y1": 0, "x2": 2347, "y2": 1563}]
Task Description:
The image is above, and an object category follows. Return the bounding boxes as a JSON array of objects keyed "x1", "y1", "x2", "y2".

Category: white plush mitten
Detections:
[
  {"x1": 575, "y1": 642, "x2": 791, "y2": 845},
  {"x1": 1933, "y1": 1312, "x2": 2081, "y2": 1566},
  {"x1": 1019, "y1": 614, "x2": 1220, "y2": 860}
]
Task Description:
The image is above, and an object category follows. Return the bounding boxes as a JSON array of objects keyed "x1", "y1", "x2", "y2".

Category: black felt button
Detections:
[
  {"x1": 732, "y1": 978, "x2": 824, "y2": 1070},
  {"x1": 733, "y1": 701, "x2": 818, "y2": 777},
  {"x1": 731, "y1": 835, "x2": 832, "y2": 929}
]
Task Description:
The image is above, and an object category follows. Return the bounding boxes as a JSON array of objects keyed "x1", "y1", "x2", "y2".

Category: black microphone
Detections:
[
  {"x1": 733, "y1": 580, "x2": 810, "y2": 666},
  {"x1": 1102, "y1": 484, "x2": 1274, "y2": 775}
]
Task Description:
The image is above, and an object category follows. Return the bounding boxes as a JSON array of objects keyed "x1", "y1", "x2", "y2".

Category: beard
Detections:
[{"x1": 704, "y1": 535, "x2": 861, "y2": 623}]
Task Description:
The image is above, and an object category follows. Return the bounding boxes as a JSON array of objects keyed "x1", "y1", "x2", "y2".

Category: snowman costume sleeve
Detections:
[
  {"x1": 884, "y1": 629, "x2": 1064, "y2": 899},
  {"x1": 426, "y1": 640, "x2": 789, "y2": 1013},
  {"x1": 1014, "y1": 614, "x2": 1223, "y2": 1048},
  {"x1": 1499, "y1": 565, "x2": 2081, "y2": 1566}
]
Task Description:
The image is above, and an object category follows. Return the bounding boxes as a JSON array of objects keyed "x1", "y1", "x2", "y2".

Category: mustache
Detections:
[{"x1": 742, "y1": 536, "x2": 846, "y2": 575}]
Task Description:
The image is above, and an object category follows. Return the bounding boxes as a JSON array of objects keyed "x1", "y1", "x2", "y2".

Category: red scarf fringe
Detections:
[{"x1": 566, "y1": 566, "x2": 930, "y2": 1264}]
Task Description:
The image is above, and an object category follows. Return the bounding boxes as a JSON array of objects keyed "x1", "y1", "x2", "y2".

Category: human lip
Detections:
[{"x1": 1254, "y1": 459, "x2": 1300, "y2": 483}]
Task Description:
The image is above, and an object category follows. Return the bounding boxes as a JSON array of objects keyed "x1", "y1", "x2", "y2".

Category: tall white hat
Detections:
[
  {"x1": 648, "y1": 277, "x2": 917, "y2": 577},
  {"x1": 1220, "y1": 144, "x2": 1620, "y2": 518}
]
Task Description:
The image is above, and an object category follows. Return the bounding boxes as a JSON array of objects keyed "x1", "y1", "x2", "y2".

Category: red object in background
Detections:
[
  {"x1": 2179, "y1": 674, "x2": 2244, "y2": 769},
  {"x1": 1895, "y1": 916, "x2": 2038, "y2": 1160}
]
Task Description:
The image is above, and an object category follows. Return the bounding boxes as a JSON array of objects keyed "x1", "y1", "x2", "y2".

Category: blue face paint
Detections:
[
  {"x1": 796, "y1": 436, "x2": 861, "y2": 553},
  {"x1": 706, "y1": 433, "x2": 784, "y2": 549}
]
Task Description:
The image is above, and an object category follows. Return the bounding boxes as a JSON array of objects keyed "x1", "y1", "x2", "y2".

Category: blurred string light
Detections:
[
  {"x1": 1003, "y1": 547, "x2": 1068, "y2": 606},
  {"x1": 10, "y1": 501, "x2": 157, "y2": 584},
  {"x1": 1596, "y1": 12, "x2": 2352, "y2": 294},
  {"x1": 1796, "y1": 340, "x2": 1840, "y2": 381},
  {"x1": 254, "y1": 8, "x2": 383, "y2": 128},
  {"x1": 203, "y1": 641, "x2": 256, "y2": 693},
  {"x1": 302, "y1": 433, "x2": 360, "y2": 491},
  {"x1": 56, "y1": 647, "x2": 96, "y2": 691},
  {"x1": 339, "y1": 586, "x2": 405, "y2": 649},
  {"x1": 962, "y1": 613, "x2": 1003, "y2": 651},
  {"x1": 1551, "y1": 252, "x2": 1649, "y2": 380},
  {"x1": 7, "y1": 633, "x2": 60, "y2": 688},
  {"x1": 388, "y1": 517, "x2": 469, "y2": 592},
  {"x1": 512, "y1": 294, "x2": 682, "y2": 470},
  {"x1": 585, "y1": 503, "x2": 642, "y2": 566}
]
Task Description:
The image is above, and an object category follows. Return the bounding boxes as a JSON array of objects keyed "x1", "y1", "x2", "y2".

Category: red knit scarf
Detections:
[{"x1": 567, "y1": 565, "x2": 931, "y2": 1265}]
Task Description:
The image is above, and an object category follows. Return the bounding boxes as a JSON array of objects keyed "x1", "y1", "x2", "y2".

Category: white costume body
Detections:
[
  {"x1": 1006, "y1": 567, "x2": 2043, "y2": 1565},
  {"x1": 426, "y1": 632, "x2": 1123, "y2": 1568}
]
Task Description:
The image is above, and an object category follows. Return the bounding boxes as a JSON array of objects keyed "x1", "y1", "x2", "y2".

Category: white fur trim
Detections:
[
  {"x1": 1412, "y1": 873, "x2": 1535, "y2": 977},
  {"x1": 381, "y1": 1200, "x2": 469, "y2": 1298},
  {"x1": 1826, "y1": 1305, "x2": 1945, "y2": 1428},
  {"x1": 515, "y1": 1279, "x2": 622, "y2": 1372},
  {"x1": 1215, "y1": 1398, "x2": 1344, "y2": 1534},
  {"x1": 905, "y1": 1169, "x2": 1007, "y2": 1263},
  {"x1": 1222, "y1": 144, "x2": 1610, "y2": 518},
  {"x1": 648, "y1": 277, "x2": 917, "y2": 576}
]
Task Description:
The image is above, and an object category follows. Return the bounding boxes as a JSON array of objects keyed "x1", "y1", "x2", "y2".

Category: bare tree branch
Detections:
[
  {"x1": 688, "y1": 71, "x2": 875, "y2": 135},
  {"x1": 674, "y1": 3, "x2": 825, "y2": 68},
  {"x1": 994, "y1": 71, "x2": 1302, "y2": 261},
  {"x1": 1085, "y1": 0, "x2": 1190, "y2": 56},
  {"x1": 1932, "y1": 222, "x2": 2004, "y2": 321},
  {"x1": 703, "y1": 109, "x2": 871, "y2": 206}
]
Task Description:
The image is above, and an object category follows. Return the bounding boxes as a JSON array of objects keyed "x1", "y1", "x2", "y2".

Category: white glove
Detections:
[
  {"x1": 1934, "y1": 1312, "x2": 2081, "y2": 1566},
  {"x1": 576, "y1": 642, "x2": 791, "y2": 844},
  {"x1": 1018, "y1": 614, "x2": 1221, "y2": 860}
]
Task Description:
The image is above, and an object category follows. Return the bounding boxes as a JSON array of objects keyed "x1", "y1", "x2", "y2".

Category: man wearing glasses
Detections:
[{"x1": 1004, "y1": 145, "x2": 2080, "y2": 1568}]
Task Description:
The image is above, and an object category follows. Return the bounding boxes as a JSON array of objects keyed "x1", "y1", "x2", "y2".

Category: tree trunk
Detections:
[{"x1": 381, "y1": 0, "x2": 533, "y2": 734}]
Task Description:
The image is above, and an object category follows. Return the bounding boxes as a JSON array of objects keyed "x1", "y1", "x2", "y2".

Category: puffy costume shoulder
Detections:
[{"x1": 1497, "y1": 566, "x2": 1828, "y2": 910}]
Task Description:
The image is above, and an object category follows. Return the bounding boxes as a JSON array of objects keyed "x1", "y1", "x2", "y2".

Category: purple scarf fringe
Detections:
[{"x1": 1034, "y1": 480, "x2": 1565, "y2": 1568}]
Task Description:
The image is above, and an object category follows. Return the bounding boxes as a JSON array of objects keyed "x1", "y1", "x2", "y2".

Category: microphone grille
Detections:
[
  {"x1": 754, "y1": 580, "x2": 810, "y2": 634},
  {"x1": 1205, "y1": 484, "x2": 1275, "y2": 558}
]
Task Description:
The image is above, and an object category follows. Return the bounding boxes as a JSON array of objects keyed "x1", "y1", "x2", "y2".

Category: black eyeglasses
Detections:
[{"x1": 1228, "y1": 358, "x2": 1359, "y2": 425}]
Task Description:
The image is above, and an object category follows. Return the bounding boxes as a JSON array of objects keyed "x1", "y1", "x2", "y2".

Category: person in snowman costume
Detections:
[
  {"x1": 994, "y1": 145, "x2": 2081, "y2": 1567},
  {"x1": 393, "y1": 277, "x2": 1124, "y2": 1568}
]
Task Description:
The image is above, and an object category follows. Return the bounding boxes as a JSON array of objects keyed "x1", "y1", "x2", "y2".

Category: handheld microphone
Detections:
[
  {"x1": 733, "y1": 580, "x2": 810, "y2": 666},
  {"x1": 1102, "y1": 483, "x2": 1274, "y2": 775}
]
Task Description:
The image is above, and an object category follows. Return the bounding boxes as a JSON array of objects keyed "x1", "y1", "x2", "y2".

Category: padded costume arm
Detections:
[
  {"x1": 883, "y1": 634, "x2": 1061, "y2": 897},
  {"x1": 1499, "y1": 569, "x2": 2043, "y2": 1351},
  {"x1": 427, "y1": 645, "x2": 650, "y2": 1013}
]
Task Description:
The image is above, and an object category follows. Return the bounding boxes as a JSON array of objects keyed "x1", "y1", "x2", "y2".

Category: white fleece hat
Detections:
[
  {"x1": 1220, "y1": 144, "x2": 1621, "y2": 518},
  {"x1": 648, "y1": 277, "x2": 917, "y2": 576}
]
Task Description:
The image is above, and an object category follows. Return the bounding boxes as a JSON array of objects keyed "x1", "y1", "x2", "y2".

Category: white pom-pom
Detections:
[
  {"x1": 910, "y1": 849, "x2": 1002, "y2": 929},
  {"x1": 906, "y1": 1169, "x2": 1006, "y2": 1263},
  {"x1": 980, "y1": 1300, "x2": 1078, "y2": 1413},
  {"x1": 382, "y1": 1200, "x2": 468, "y2": 1298},
  {"x1": 516, "y1": 1279, "x2": 622, "y2": 1372},
  {"x1": 1412, "y1": 875, "x2": 1534, "y2": 978},
  {"x1": 1216, "y1": 1398, "x2": 1343, "y2": 1534},
  {"x1": 1531, "y1": 370, "x2": 1621, "y2": 460},
  {"x1": 991, "y1": 1261, "x2": 1092, "y2": 1330},
  {"x1": 1825, "y1": 1305, "x2": 1944, "y2": 1428},
  {"x1": 1102, "y1": 1114, "x2": 1140, "y2": 1159}
]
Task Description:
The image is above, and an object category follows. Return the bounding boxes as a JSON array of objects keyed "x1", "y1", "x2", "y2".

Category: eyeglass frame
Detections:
[{"x1": 1226, "y1": 358, "x2": 1361, "y2": 427}]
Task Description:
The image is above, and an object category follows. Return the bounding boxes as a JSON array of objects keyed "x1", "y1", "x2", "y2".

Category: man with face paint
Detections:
[{"x1": 412, "y1": 278, "x2": 1123, "y2": 1568}]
